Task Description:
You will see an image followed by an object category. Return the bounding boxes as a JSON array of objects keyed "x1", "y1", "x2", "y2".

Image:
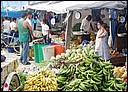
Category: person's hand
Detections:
[
  {"x1": 32, "y1": 35, "x2": 35, "y2": 41},
  {"x1": 35, "y1": 16, "x2": 38, "y2": 19}
]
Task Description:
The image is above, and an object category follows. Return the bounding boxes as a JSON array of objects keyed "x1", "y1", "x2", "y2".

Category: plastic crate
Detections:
[{"x1": 32, "y1": 44, "x2": 49, "y2": 63}]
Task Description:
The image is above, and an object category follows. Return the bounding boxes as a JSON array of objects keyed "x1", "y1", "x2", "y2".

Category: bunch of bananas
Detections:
[
  {"x1": 24, "y1": 69, "x2": 58, "y2": 91},
  {"x1": 57, "y1": 44, "x2": 127, "y2": 91}
]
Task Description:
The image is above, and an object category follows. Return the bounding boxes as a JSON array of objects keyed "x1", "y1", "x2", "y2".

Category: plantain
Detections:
[{"x1": 93, "y1": 84, "x2": 98, "y2": 91}]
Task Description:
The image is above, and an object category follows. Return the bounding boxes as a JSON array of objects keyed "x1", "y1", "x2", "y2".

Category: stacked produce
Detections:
[
  {"x1": 110, "y1": 49, "x2": 123, "y2": 58},
  {"x1": 70, "y1": 36, "x2": 82, "y2": 49},
  {"x1": 113, "y1": 66, "x2": 127, "y2": 82},
  {"x1": 54, "y1": 44, "x2": 127, "y2": 91},
  {"x1": 50, "y1": 44, "x2": 84, "y2": 68},
  {"x1": 24, "y1": 69, "x2": 57, "y2": 91},
  {"x1": 51, "y1": 38, "x2": 63, "y2": 43}
]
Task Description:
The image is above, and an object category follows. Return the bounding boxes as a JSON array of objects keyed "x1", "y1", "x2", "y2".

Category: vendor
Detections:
[
  {"x1": 80, "y1": 15, "x2": 93, "y2": 33},
  {"x1": 80, "y1": 15, "x2": 94, "y2": 41},
  {"x1": 36, "y1": 17, "x2": 50, "y2": 43}
]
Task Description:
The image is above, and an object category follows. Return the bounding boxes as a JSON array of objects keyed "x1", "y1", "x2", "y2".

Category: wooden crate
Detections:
[{"x1": 110, "y1": 56, "x2": 126, "y2": 66}]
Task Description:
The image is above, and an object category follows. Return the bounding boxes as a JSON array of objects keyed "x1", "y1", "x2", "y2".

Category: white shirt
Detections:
[
  {"x1": 95, "y1": 29, "x2": 102, "y2": 52},
  {"x1": 26, "y1": 18, "x2": 32, "y2": 27},
  {"x1": 3, "y1": 20, "x2": 10, "y2": 33},
  {"x1": 10, "y1": 21, "x2": 17, "y2": 31},
  {"x1": 80, "y1": 16, "x2": 91, "y2": 32},
  {"x1": 41, "y1": 23, "x2": 49, "y2": 35}
]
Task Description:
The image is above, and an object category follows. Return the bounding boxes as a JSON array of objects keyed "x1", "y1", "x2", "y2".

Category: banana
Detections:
[
  {"x1": 108, "y1": 87, "x2": 116, "y2": 91},
  {"x1": 90, "y1": 79, "x2": 97, "y2": 84},
  {"x1": 90, "y1": 63, "x2": 93, "y2": 69},
  {"x1": 97, "y1": 70, "x2": 103, "y2": 75},
  {"x1": 92, "y1": 76, "x2": 101, "y2": 82},
  {"x1": 116, "y1": 83, "x2": 126, "y2": 89},
  {"x1": 79, "y1": 82, "x2": 86, "y2": 90},
  {"x1": 113, "y1": 82, "x2": 119, "y2": 90},
  {"x1": 93, "y1": 84, "x2": 98, "y2": 91},
  {"x1": 103, "y1": 68, "x2": 108, "y2": 75},
  {"x1": 105, "y1": 65, "x2": 113, "y2": 69}
]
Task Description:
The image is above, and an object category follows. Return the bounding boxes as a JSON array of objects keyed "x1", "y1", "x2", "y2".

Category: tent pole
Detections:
[{"x1": 65, "y1": 11, "x2": 73, "y2": 50}]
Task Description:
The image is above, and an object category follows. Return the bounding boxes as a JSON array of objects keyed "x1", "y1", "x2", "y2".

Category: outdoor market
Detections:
[{"x1": 1, "y1": 1, "x2": 127, "y2": 91}]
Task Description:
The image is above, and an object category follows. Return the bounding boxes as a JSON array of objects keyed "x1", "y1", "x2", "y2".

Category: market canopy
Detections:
[{"x1": 27, "y1": 1, "x2": 127, "y2": 14}]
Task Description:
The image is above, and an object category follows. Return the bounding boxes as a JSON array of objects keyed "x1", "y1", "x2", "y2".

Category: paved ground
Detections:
[{"x1": 1, "y1": 48, "x2": 40, "y2": 73}]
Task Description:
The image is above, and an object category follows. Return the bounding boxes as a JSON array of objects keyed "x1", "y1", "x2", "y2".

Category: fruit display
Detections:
[
  {"x1": 51, "y1": 38, "x2": 63, "y2": 43},
  {"x1": 54, "y1": 44, "x2": 127, "y2": 91},
  {"x1": 59, "y1": 33, "x2": 65, "y2": 41},
  {"x1": 113, "y1": 66, "x2": 127, "y2": 82},
  {"x1": 24, "y1": 69, "x2": 58, "y2": 91},
  {"x1": 50, "y1": 44, "x2": 88, "y2": 68},
  {"x1": 70, "y1": 36, "x2": 82, "y2": 49},
  {"x1": 110, "y1": 48, "x2": 123, "y2": 58}
]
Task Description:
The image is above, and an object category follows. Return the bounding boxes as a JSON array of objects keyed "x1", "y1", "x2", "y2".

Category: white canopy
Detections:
[{"x1": 27, "y1": 1, "x2": 127, "y2": 14}]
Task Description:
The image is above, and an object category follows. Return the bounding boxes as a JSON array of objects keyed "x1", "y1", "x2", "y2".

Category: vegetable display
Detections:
[
  {"x1": 55, "y1": 44, "x2": 127, "y2": 91},
  {"x1": 24, "y1": 69, "x2": 57, "y2": 91}
]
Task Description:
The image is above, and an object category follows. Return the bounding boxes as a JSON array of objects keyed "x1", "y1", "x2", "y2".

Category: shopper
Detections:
[
  {"x1": 95, "y1": 20, "x2": 104, "y2": 53},
  {"x1": 10, "y1": 17, "x2": 18, "y2": 38},
  {"x1": 98, "y1": 23, "x2": 110, "y2": 61},
  {"x1": 36, "y1": 17, "x2": 49, "y2": 43},
  {"x1": 26, "y1": 11, "x2": 34, "y2": 61},
  {"x1": 3, "y1": 16, "x2": 11, "y2": 44},
  {"x1": 18, "y1": 13, "x2": 34, "y2": 65}
]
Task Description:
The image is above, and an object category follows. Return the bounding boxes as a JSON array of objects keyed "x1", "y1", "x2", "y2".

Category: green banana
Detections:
[
  {"x1": 108, "y1": 87, "x2": 116, "y2": 91},
  {"x1": 113, "y1": 82, "x2": 119, "y2": 90},
  {"x1": 92, "y1": 76, "x2": 101, "y2": 82},
  {"x1": 79, "y1": 82, "x2": 86, "y2": 90},
  {"x1": 90, "y1": 79, "x2": 97, "y2": 84},
  {"x1": 93, "y1": 84, "x2": 98, "y2": 91},
  {"x1": 97, "y1": 70, "x2": 103, "y2": 75},
  {"x1": 90, "y1": 63, "x2": 93, "y2": 69},
  {"x1": 105, "y1": 65, "x2": 113, "y2": 69},
  {"x1": 116, "y1": 83, "x2": 126, "y2": 89},
  {"x1": 103, "y1": 68, "x2": 108, "y2": 75}
]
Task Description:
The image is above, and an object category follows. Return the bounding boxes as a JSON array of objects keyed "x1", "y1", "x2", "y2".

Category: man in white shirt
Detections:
[
  {"x1": 80, "y1": 15, "x2": 93, "y2": 33},
  {"x1": 3, "y1": 16, "x2": 11, "y2": 44},
  {"x1": 95, "y1": 20, "x2": 104, "y2": 53},
  {"x1": 10, "y1": 17, "x2": 18, "y2": 37}
]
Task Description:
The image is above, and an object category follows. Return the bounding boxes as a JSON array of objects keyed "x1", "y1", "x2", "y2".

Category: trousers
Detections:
[{"x1": 20, "y1": 42, "x2": 29, "y2": 64}]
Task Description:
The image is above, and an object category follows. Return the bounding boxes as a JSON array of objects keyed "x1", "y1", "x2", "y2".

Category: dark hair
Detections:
[
  {"x1": 87, "y1": 15, "x2": 92, "y2": 21},
  {"x1": 102, "y1": 23, "x2": 108, "y2": 29},
  {"x1": 12, "y1": 17, "x2": 17, "y2": 21},
  {"x1": 98, "y1": 20, "x2": 104, "y2": 25},
  {"x1": 22, "y1": 13, "x2": 27, "y2": 18},
  {"x1": 4, "y1": 16, "x2": 8, "y2": 20},
  {"x1": 27, "y1": 11, "x2": 32, "y2": 15}
]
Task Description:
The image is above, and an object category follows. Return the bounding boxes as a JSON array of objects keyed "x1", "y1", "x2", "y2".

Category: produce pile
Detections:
[
  {"x1": 113, "y1": 66, "x2": 127, "y2": 82},
  {"x1": 50, "y1": 44, "x2": 84, "y2": 68},
  {"x1": 70, "y1": 36, "x2": 82, "y2": 49},
  {"x1": 110, "y1": 49, "x2": 123, "y2": 58},
  {"x1": 24, "y1": 69, "x2": 57, "y2": 91},
  {"x1": 52, "y1": 44, "x2": 127, "y2": 91}
]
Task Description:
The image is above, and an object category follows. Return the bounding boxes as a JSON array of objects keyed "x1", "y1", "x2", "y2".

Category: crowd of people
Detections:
[
  {"x1": 1, "y1": 12, "x2": 111, "y2": 65},
  {"x1": 1, "y1": 11, "x2": 51, "y2": 65}
]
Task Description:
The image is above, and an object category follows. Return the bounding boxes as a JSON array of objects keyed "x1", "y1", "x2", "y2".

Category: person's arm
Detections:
[
  {"x1": 35, "y1": 17, "x2": 41, "y2": 24},
  {"x1": 90, "y1": 23, "x2": 94, "y2": 31},
  {"x1": 24, "y1": 21, "x2": 34, "y2": 38},
  {"x1": 98, "y1": 31, "x2": 106, "y2": 38}
]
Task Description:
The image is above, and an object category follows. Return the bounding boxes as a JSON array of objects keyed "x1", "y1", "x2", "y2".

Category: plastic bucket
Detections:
[
  {"x1": 32, "y1": 44, "x2": 49, "y2": 63},
  {"x1": 42, "y1": 46, "x2": 55, "y2": 61},
  {"x1": 8, "y1": 47, "x2": 15, "y2": 53},
  {"x1": 50, "y1": 44, "x2": 65, "y2": 56}
]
